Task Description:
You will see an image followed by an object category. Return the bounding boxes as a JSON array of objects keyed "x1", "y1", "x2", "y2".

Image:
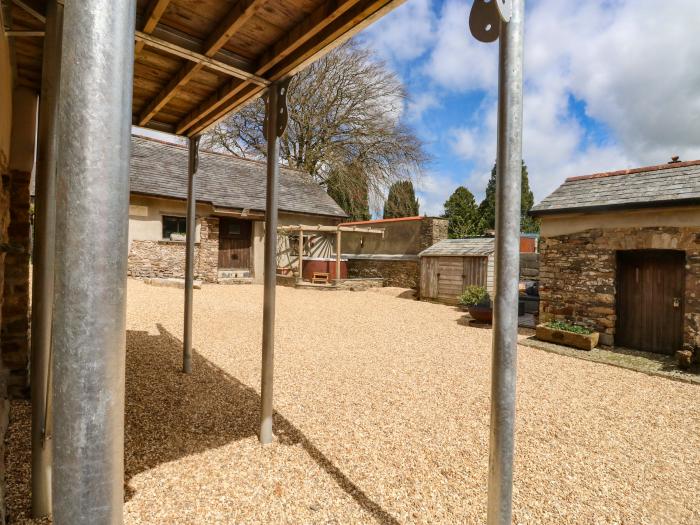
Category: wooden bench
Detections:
[{"x1": 311, "y1": 271, "x2": 330, "y2": 284}]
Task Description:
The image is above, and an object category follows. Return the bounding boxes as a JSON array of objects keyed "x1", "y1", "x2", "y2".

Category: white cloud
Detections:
[
  {"x1": 361, "y1": 0, "x2": 436, "y2": 62},
  {"x1": 416, "y1": 172, "x2": 456, "y2": 216},
  {"x1": 423, "y1": 0, "x2": 498, "y2": 92},
  {"x1": 417, "y1": 0, "x2": 700, "y2": 207}
]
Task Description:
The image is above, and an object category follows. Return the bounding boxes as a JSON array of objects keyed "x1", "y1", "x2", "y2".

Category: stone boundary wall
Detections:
[
  {"x1": 419, "y1": 217, "x2": 448, "y2": 251},
  {"x1": 348, "y1": 258, "x2": 419, "y2": 288},
  {"x1": 128, "y1": 217, "x2": 219, "y2": 282},
  {"x1": 345, "y1": 217, "x2": 448, "y2": 289},
  {"x1": 539, "y1": 227, "x2": 700, "y2": 347}
]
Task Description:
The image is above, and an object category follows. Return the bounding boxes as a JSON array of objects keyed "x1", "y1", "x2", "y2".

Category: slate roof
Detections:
[
  {"x1": 130, "y1": 135, "x2": 347, "y2": 218},
  {"x1": 531, "y1": 160, "x2": 700, "y2": 216},
  {"x1": 419, "y1": 238, "x2": 495, "y2": 257}
]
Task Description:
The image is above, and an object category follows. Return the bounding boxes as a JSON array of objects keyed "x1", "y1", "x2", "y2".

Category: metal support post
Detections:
[
  {"x1": 30, "y1": 0, "x2": 62, "y2": 517},
  {"x1": 297, "y1": 231, "x2": 303, "y2": 283},
  {"x1": 183, "y1": 135, "x2": 200, "y2": 374},
  {"x1": 260, "y1": 78, "x2": 290, "y2": 444},
  {"x1": 486, "y1": 1, "x2": 525, "y2": 524},
  {"x1": 335, "y1": 230, "x2": 342, "y2": 282},
  {"x1": 52, "y1": 0, "x2": 136, "y2": 523}
]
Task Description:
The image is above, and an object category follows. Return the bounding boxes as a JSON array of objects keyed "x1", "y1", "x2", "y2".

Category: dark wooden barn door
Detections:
[
  {"x1": 218, "y1": 218, "x2": 252, "y2": 269},
  {"x1": 616, "y1": 250, "x2": 685, "y2": 354}
]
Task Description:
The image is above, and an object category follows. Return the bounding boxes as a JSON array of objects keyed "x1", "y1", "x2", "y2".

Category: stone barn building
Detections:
[
  {"x1": 128, "y1": 136, "x2": 347, "y2": 283},
  {"x1": 531, "y1": 159, "x2": 700, "y2": 354}
]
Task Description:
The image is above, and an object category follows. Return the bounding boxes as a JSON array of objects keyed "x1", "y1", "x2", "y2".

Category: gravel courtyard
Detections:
[{"x1": 6, "y1": 279, "x2": 700, "y2": 524}]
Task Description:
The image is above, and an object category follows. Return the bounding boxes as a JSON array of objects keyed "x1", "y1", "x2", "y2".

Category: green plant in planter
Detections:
[
  {"x1": 545, "y1": 320, "x2": 593, "y2": 335},
  {"x1": 459, "y1": 285, "x2": 491, "y2": 307}
]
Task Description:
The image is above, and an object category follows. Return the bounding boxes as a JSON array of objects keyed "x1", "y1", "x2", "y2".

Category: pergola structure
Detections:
[
  {"x1": 1, "y1": 0, "x2": 524, "y2": 523},
  {"x1": 278, "y1": 223, "x2": 385, "y2": 283}
]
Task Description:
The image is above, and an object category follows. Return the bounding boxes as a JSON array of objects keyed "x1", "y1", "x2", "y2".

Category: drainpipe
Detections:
[
  {"x1": 30, "y1": 0, "x2": 62, "y2": 518},
  {"x1": 183, "y1": 135, "x2": 200, "y2": 374},
  {"x1": 51, "y1": 0, "x2": 136, "y2": 523}
]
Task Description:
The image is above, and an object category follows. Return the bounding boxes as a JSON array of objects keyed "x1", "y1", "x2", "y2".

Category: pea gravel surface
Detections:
[{"x1": 6, "y1": 280, "x2": 700, "y2": 524}]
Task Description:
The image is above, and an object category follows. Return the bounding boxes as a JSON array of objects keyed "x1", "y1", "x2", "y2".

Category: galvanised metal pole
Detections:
[
  {"x1": 30, "y1": 0, "x2": 62, "y2": 517},
  {"x1": 260, "y1": 82, "x2": 280, "y2": 444},
  {"x1": 52, "y1": 0, "x2": 135, "y2": 523},
  {"x1": 487, "y1": 1, "x2": 525, "y2": 524},
  {"x1": 183, "y1": 135, "x2": 200, "y2": 374}
]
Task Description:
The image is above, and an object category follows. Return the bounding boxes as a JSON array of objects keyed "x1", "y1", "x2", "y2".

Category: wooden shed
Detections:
[{"x1": 419, "y1": 238, "x2": 495, "y2": 305}]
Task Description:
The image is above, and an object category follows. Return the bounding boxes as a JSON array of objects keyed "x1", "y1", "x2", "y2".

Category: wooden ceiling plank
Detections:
[
  {"x1": 138, "y1": 0, "x2": 265, "y2": 126},
  {"x1": 182, "y1": 0, "x2": 400, "y2": 137},
  {"x1": 135, "y1": 31, "x2": 268, "y2": 85},
  {"x1": 135, "y1": 0, "x2": 172, "y2": 55},
  {"x1": 11, "y1": 0, "x2": 45, "y2": 23},
  {"x1": 176, "y1": 0, "x2": 363, "y2": 135}
]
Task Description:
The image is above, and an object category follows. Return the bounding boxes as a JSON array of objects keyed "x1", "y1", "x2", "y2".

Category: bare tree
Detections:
[{"x1": 203, "y1": 41, "x2": 427, "y2": 214}]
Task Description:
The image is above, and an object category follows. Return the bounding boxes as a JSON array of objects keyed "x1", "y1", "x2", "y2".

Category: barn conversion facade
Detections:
[
  {"x1": 127, "y1": 136, "x2": 347, "y2": 283},
  {"x1": 531, "y1": 159, "x2": 700, "y2": 354}
]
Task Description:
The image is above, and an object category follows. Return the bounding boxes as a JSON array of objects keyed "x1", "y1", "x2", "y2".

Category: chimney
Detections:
[{"x1": 669, "y1": 156, "x2": 681, "y2": 164}]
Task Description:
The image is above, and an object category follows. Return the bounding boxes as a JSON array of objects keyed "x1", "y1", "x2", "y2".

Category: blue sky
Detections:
[{"x1": 359, "y1": 0, "x2": 700, "y2": 215}]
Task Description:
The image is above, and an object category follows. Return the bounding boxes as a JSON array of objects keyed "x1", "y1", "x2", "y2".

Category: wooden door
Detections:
[
  {"x1": 435, "y1": 256, "x2": 488, "y2": 304},
  {"x1": 463, "y1": 256, "x2": 487, "y2": 288},
  {"x1": 218, "y1": 218, "x2": 252, "y2": 269},
  {"x1": 616, "y1": 250, "x2": 685, "y2": 354},
  {"x1": 420, "y1": 257, "x2": 439, "y2": 299}
]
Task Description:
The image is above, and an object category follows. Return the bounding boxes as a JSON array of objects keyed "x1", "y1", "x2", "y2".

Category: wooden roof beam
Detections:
[
  {"x1": 138, "y1": 0, "x2": 265, "y2": 127},
  {"x1": 278, "y1": 225, "x2": 385, "y2": 235},
  {"x1": 176, "y1": 0, "x2": 363, "y2": 136},
  {"x1": 135, "y1": 31, "x2": 269, "y2": 86},
  {"x1": 179, "y1": 0, "x2": 401, "y2": 137},
  {"x1": 11, "y1": 0, "x2": 45, "y2": 23},
  {"x1": 135, "y1": 0, "x2": 172, "y2": 55}
]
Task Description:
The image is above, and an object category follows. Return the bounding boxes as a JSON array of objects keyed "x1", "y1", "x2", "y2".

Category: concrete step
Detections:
[
  {"x1": 218, "y1": 269, "x2": 251, "y2": 279},
  {"x1": 144, "y1": 278, "x2": 202, "y2": 289},
  {"x1": 218, "y1": 277, "x2": 253, "y2": 285}
]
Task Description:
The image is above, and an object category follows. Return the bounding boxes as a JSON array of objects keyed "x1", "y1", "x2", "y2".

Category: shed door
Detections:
[
  {"x1": 218, "y1": 218, "x2": 252, "y2": 269},
  {"x1": 616, "y1": 250, "x2": 684, "y2": 354},
  {"x1": 420, "y1": 257, "x2": 439, "y2": 299},
  {"x1": 437, "y1": 256, "x2": 488, "y2": 304}
]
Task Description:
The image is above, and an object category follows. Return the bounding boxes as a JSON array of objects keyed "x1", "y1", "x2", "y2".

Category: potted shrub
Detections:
[
  {"x1": 459, "y1": 285, "x2": 492, "y2": 323},
  {"x1": 536, "y1": 320, "x2": 599, "y2": 351}
]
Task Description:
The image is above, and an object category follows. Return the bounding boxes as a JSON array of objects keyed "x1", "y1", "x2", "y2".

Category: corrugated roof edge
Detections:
[{"x1": 565, "y1": 159, "x2": 700, "y2": 182}]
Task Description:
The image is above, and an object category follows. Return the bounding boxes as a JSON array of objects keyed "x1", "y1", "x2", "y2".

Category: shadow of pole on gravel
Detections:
[{"x1": 125, "y1": 324, "x2": 400, "y2": 525}]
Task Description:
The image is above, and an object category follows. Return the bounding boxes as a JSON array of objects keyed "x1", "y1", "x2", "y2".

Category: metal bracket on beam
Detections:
[
  {"x1": 263, "y1": 77, "x2": 291, "y2": 140},
  {"x1": 469, "y1": 0, "x2": 512, "y2": 42}
]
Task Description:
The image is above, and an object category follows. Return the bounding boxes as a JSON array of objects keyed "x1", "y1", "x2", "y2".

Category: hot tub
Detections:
[{"x1": 302, "y1": 257, "x2": 348, "y2": 281}]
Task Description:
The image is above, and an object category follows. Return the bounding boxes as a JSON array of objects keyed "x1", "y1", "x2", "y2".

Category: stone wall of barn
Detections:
[
  {"x1": 128, "y1": 217, "x2": 219, "y2": 282},
  {"x1": 1, "y1": 168, "x2": 31, "y2": 398},
  {"x1": 539, "y1": 227, "x2": 700, "y2": 348}
]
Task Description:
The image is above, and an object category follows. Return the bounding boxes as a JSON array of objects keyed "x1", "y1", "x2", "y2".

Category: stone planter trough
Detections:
[{"x1": 536, "y1": 323, "x2": 599, "y2": 351}]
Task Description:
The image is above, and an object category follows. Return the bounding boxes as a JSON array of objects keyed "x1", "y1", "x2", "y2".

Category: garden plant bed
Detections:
[{"x1": 536, "y1": 322, "x2": 599, "y2": 350}]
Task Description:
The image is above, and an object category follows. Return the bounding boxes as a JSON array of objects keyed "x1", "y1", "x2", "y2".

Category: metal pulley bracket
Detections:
[
  {"x1": 264, "y1": 77, "x2": 292, "y2": 140},
  {"x1": 469, "y1": 0, "x2": 511, "y2": 43}
]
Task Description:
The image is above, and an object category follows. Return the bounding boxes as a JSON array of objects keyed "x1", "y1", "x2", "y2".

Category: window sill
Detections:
[{"x1": 158, "y1": 239, "x2": 200, "y2": 245}]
